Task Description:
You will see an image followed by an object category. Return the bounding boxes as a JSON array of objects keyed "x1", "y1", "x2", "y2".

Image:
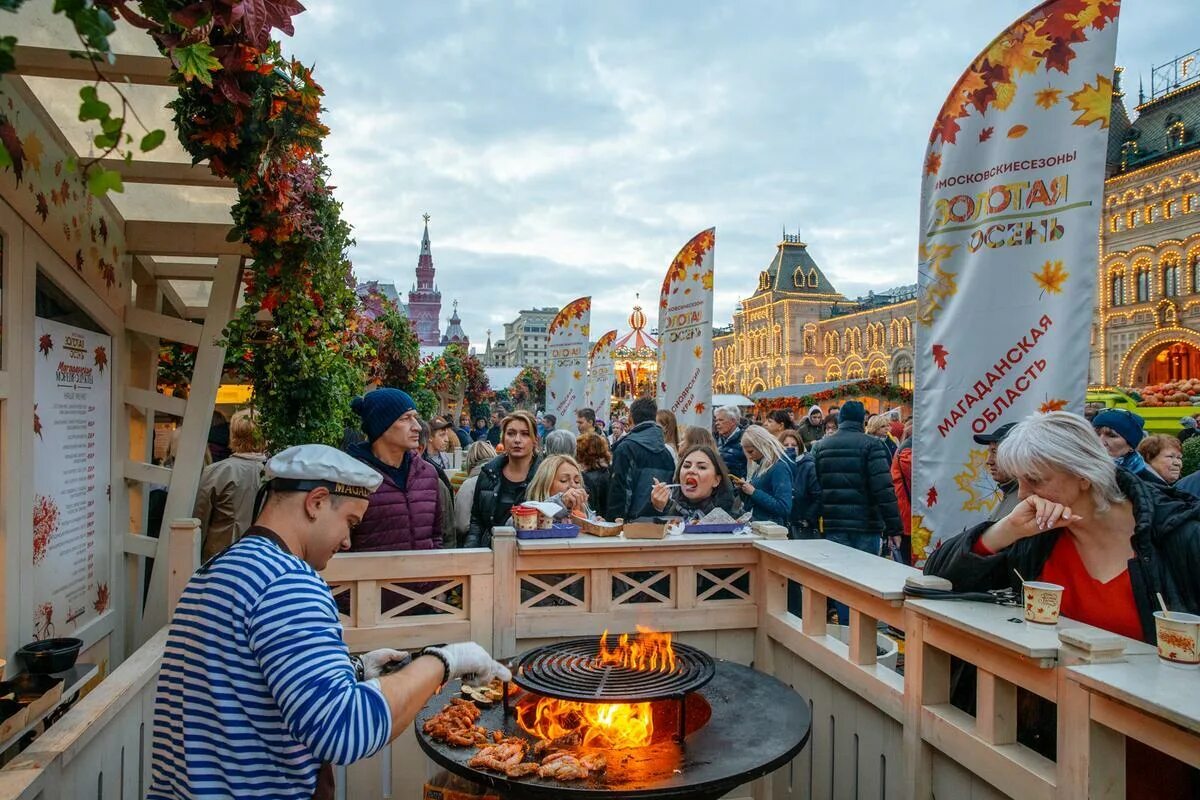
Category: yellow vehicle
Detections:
[{"x1": 1086, "y1": 388, "x2": 1196, "y2": 435}]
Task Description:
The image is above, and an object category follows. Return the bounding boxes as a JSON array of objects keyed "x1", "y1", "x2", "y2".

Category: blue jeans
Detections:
[{"x1": 824, "y1": 531, "x2": 883, "y2": 624}]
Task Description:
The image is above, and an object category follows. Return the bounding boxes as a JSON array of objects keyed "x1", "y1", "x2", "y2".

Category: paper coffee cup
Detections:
[
  {"x1": 1154, "y1": 611, "x2": 1200, "y2": 669},
  {"x1": 1022, "y1": 581, "x2": 1064, "y2": 625}
]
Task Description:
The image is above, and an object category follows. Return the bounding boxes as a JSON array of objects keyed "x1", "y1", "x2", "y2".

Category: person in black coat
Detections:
[
  {"x1": 465, "y1": 411, "x2": 540, "y2": 548},
  {"x1": 809, "y1": 400, "x2": 902, "y2": 556},
  {"x1": 925, "y1": 412, "x2": 1200, "y2": 643},
  {"x1": 713, "y1": 405, "x2": 748, "y2": 479},
  {"x1": 606, "y1": 397, "x2": 676, "y2": 520}
]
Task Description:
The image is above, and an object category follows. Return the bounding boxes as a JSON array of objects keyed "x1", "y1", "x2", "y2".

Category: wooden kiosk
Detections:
[{"x1": 0, "y1": 7, "x2": 241, "y2": 691}]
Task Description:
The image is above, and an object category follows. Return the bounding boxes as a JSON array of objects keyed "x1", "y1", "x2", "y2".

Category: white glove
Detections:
[
  {"x1": 360, "y1": 648, "x2": 410, "y2": 680},
  {"x1": 427, "y1": 642, "x2": 512, "y2": 686}
]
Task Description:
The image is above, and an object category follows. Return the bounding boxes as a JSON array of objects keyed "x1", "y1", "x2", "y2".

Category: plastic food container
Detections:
[
  {"x1": 17, "y1": 638, "x2": 82, "y2": 674},
  {"x1": 511, "y1": 505, "x2": 540, "y2": 531},
  {"x1": 516, "y1": 523, "x2": 580, "y2": 540},
  {"x1": 683, "y1": 522, "x2": 743, "y2": 534}
]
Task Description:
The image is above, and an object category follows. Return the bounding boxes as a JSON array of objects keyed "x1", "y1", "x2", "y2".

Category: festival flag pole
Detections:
[{"x1": 911, "y1": 0, "x2": 1120, "y2": 564}]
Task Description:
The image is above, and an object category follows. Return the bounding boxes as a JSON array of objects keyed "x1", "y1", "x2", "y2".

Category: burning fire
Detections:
[
  {"x1": 596, "y1": 625, "x2": 676, "y2": 672},
  {"x1": 516, "y1": 627, "x2": 679, "y2": 749},
  {"x1": 518, "y1": 697, "x2": 655, "y2": 749}
]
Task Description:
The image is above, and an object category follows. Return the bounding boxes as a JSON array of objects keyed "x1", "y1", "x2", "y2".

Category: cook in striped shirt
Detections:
[{"x1": 148, "y1": 444, "x2": 510, "y2": 799}]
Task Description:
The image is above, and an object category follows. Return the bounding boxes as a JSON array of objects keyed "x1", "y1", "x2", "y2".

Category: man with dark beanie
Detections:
[
  {"x1": 810, "y1": 400, "x2": 902, "y2": 617},
  {"x1": 346, "y1": 388, "x2": 443, "y2": 551}
]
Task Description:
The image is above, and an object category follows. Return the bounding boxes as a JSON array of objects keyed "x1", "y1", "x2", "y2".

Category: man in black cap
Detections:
[{"x1": 973, "y1": 422, "x2": 1020, "y2": 522}]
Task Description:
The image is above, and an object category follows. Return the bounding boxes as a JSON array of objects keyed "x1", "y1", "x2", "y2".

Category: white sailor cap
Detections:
[{"x1": 265, "y1": 444, "x2": 383, "y2": 499}]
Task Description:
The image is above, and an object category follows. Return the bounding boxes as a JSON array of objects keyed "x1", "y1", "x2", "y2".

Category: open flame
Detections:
[
  {"x1": 517, "y1": 697, "x2": 655, "y2": 749},
  {"x1": 596, "y1": 625, "x2": 676, "y2": 672}
]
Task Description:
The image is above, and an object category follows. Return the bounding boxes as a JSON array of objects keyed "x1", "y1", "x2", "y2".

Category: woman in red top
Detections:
[
  {"x1": 926, "y1": 412, "x2": 1200, "y2": 796},
  {"x1": 925, "y1": 411, "x2": 1200, "y2": 641}
]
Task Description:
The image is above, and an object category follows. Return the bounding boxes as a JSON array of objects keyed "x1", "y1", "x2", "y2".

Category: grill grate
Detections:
[{"x1": 511, "y1": 635, "x2": 715, "y2": 703}]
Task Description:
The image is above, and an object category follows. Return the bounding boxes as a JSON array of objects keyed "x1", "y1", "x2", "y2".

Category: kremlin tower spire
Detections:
[{"x1": 408, "y1": 213, "x2": 443, "y2": 345}]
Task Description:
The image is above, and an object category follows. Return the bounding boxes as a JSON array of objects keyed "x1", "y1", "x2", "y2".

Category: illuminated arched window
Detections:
[
  {"x1": 826, "y1": 365, "x2": 842, "y2": 381},
  {"x1": 1168, "y1": 121, "x2": 1185, "y2": 150},
  {"x1": 893, "y1": 356, "x2": 914, "y2": 390},
  {"x1": 1111, "y1": 274, "x2": 1125, "y2": 306},
  {"x1": 868, "y1": 362, "x2": 887, "y2": 380},
  {"x1": 1163, "y1": 256, "x2": 1179, "y2": 297},
  {"x1": 1190, "y1": 252, "x2": 1200, "y2": 295},
  {"x1": 808, "y1": 268, "x2": 818, "y2": 288},
  {"x1": 803, "y1": 328, "x2": 817, "y2": 354},
  {"x1": 1136, "y1": 268, "x2": 1150, "y2": 302},
  {"x1": 847, "y1": 363, "x2": 864, "y2": 380}
]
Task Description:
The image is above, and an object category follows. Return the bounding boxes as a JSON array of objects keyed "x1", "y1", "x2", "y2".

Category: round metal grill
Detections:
[{"x1": 511, "y1": 636, "x2": 715, "y2": 703}]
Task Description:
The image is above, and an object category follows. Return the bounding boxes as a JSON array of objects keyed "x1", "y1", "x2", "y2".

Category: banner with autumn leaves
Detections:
[
  {"x1": 586, "y1": 329, "x2": 618, "y2": 423},
  {"x1": 546, "y1": 296, "x2": 592, "y2": 428},
  {"x1": 912, "y1": 0, "x2": 1119, "y2": 562},
  {"x1": 658, "y1": 228, "x2": 716, "y2": 431}
]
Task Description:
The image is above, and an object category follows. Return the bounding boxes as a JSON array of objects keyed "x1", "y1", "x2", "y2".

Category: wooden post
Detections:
[
  {"x1": 166, "y1": 518, "x2": 201, "y2": 620},
  {"x1": 902, "y1": 612, "x2": 948, "y2": 800},
  {"x1": 492, "y1": 526, "x2": 517, "y2": 658},
  {"x1": 976, "y1": 669, "x2": 1017, "y2": 745},
  {"x1": 754, "y1": 560, "x2": 786, "y2": 674},
  {"x1": 801, "y1": 585, "x2": 827, "y2": 637},
  {"x1": 848, "y1": 608, "x2": 878, "y2": 666}
]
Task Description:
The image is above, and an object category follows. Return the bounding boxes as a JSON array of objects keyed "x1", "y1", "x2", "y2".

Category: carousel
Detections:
[{"x1": 612, "y1": 304, "x2": 660, "y2": 400}]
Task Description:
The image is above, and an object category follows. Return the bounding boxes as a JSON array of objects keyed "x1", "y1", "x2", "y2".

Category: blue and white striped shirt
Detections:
[{"x1": 148, "y1": 535, "x2": 391, "y2": 799}]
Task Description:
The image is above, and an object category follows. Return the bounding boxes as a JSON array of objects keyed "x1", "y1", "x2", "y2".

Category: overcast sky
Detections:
[{"x1": 282, "y1": 1, "x2": 1189, "y2": 347}]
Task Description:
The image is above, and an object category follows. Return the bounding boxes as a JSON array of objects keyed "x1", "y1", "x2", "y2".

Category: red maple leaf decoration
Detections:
[
  {"x1": 94, "y1": 346, "x2": 108, "y2": 373},
  {"x1": 33, "y1": 404, "x2": 42, "y2": 440},
  {"x1": 74, "y1": 249, "x2": 84, "y2": 272},
  {"x1": 694, "y1": 402, "x2": 706, "y2": 415},
  {"x1": 978, "y1": 126, "x2": 994, "y2": 142},
  {"x1": 932, "y1": 344, "x2": 949, "y2": 370},
  {"x1": 38, "y1": 333, "x2": 53, "y2": 357},
  {"x1": 35, "y1": 192, "x2": 48, "y2": 222},
  {"x1": 0, "y1": 114, "x2": 25, "y2": 184},
  {"x1": 926, "y1": 486, "x2": 938, "y2": 507},
  {"x1": 94, "y1": 583, "x2": 110, "y2": 613},
  {"x1": 98, "y1": 217, "x2": 108, "y2": 243}
]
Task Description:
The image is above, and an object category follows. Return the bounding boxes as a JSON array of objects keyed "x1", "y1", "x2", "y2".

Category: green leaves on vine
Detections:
[{"x1": 174, "y1": 42, "x2": 222, "y2": 86}]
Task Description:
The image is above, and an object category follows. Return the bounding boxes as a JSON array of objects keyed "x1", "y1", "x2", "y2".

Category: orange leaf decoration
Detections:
[
  {"x1": 1007, "y1": 124, "x2": 1028, "y2": 139},
  {"x1": 695, "y1": 402, "x2": 706, "y2": 415},
  {"x1": 923, "y1": 151, "x2": 942, "y2": 177},
  {"x1": 1033, "y1": 260, "x2": 1069, "y2": 294},
  {"x1": 1039, "y1": 398, "x2": 1068, "y2": 413},
  {"x1": 978, "y1": 126, "x2": 994, "y2": 142},
  {"x1": 1034, "y1": 87, "x2": 1062, "y2": 109},
  {"x1": 1068, "y1": 74, "x2": 1113, "y2": 129}
]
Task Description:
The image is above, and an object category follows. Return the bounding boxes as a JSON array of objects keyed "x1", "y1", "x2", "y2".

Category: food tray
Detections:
[
  {"x1": 683, "y1": 522, "x2": 744, "y2": 534},
  {"x1": 577, "y1": 518, "x2": 623, "y2": 537},
  {"x1": 515, "y1": 523, "x2": 580, "y2": 540}
]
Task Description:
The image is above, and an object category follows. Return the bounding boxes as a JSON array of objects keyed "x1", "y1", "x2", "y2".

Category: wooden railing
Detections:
[{"x1": 4, "y1": 525, "x2": 1197, "y2": 800}]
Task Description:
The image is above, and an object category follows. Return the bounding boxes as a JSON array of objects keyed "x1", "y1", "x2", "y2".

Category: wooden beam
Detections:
[
  {"x1": 96, "y1": 158, "x2": 233, "y2": 188},
  {"x1": 13, "y1": 44, "x2": 171, "y2": 85},
  {"x1": 125, "y1": 307, "x2": 202, "y2": 347},
  {"x1": 125, "y1": 459, "x2": 171, "y2": 486},
  {"x1": 151, "y1": 262, "x2": 218, "y2": 280},
  {"x1": 124, "y1": 533, "x2": 159, "y2": 558},
  {"x1": 125, "y1": 221, "x2": 248, "y2": 257},
  {"x1": 124, "y1": 386, "x2": 187, "y2": 418}
]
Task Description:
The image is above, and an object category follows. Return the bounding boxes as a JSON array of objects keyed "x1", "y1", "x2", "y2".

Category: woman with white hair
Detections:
[
  {"x1": 925, "y1": 412, "x2": 1200, "y2": 643},
  {"x1": 543, "y1": 428, "x2": 577, "y2": 457},
  {"x1": 736, "y1": 425, "x2": 793, "y2": 527}
]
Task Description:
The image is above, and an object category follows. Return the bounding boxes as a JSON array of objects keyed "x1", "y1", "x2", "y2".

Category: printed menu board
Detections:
[{"x1": 32, "y1": 317, "x2": 112, "y2": 639}]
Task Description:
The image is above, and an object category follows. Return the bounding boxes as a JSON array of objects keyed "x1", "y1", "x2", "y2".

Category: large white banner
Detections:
[
  {"x1": 912, "y1": 0, "x2": 1119, "y2": 562},
  {"x1": 33, "y1": 318, "x2": 112, "y2": 639},
  {"x1": 586, "y1": 329, "x2": 618, "y2": 424},
  {"x1": 546, "y1": 297, "x2": 591, "y2": 428},
  {"x1": 658, "y1": 228, "x2": 715, "y2": 431}
]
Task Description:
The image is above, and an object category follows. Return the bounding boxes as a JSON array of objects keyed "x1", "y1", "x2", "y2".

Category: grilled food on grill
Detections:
[
  {"x1": 537, "y1": 752, "x2": 589, "y2": 781},
  {"x1": 423, "y1": 698, "x2": 484, "y2": 746},
  {"x1": 468, "y1": 740, "x2": 527, "y2": 773}
]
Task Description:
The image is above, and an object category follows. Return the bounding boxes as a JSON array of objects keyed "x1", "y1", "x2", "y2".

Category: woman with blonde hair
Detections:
[
  {"x1": 866, "y1": 414, "x2": 898, "y2": 460},
  {"x1": 736, "y1": 425, "x2": 792, "y2": 527},
  {"x1": 453, "y1": 440, "x2": 497, "y2": 541},
  {"x1": 193, "y1": 409, "x2": 265, "y2": 561},
  {"x1": 656, "y1": 409, "x2": 681, "y2": 462},
  {"x1": 524, "y1": 454, "x2": 594, "y2": 518}
]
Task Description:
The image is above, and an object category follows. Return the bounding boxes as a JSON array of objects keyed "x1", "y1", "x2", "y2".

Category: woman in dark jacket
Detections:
[
  {"x1": 576, "y1": 432, "x2": 612, "y2": 518},
  {"x1": 649, "y1": 444, "x2": 740, "y2": 520},
  {"x1": 735, "y1": 425, "x2": 792, "y2": 527},
  {"x1": 464, "y1": 410, "x2": 540, "y2": 548},
  {"x1": 925, "y1": 412, "x2": 1200, "y2": 643}
]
